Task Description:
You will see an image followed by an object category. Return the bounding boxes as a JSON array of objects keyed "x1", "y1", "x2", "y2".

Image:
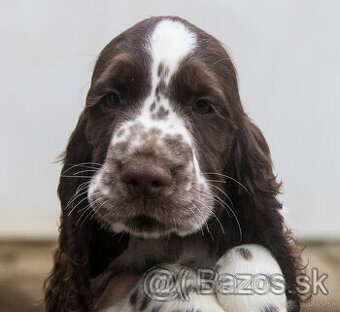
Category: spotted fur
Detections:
[
  {"x1": 96, "y1": 245, "x2": 287, "y2": 312},
  {"x1": 44, "y1": 16, "x2": 303, "y2": 312},
  {"x1": 88, "y1": 18, "x2": 212, "y2": 239}
]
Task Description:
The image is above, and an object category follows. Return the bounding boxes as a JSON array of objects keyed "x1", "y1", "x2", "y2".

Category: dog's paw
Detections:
[{"x1": 215, "y1": 244, "x2": 287, "y2": 312}]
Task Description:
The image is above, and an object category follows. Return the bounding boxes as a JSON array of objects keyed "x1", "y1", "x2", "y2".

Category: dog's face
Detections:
[{"x1": 84, "y1": 17, "x2": 240, "y2": 238}]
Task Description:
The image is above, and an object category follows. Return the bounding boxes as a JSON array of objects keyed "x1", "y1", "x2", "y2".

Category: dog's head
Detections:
[
  {"x1": 74, "y1": 17, "x2": 242, "y2": 238},
  {"x1": 45, "y1": 17, "x2": 301, "y2": 312}
]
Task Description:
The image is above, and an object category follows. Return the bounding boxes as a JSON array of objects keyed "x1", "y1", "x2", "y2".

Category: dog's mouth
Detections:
[
  {"x1": 111, "y1": 214, "x2": 174, "y2": 238},
  {"x1": 89, "y1": 164, "x2": 215, "y2": 239},
  {"x1": 126, "y1": 215, "x2": 167, "y2": 232}
]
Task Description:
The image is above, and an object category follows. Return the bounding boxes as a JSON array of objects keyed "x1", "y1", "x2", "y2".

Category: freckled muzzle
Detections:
[
  {"x1": 88, "y1": 121, "x2": 214, "y2": 238},
  {"x1": 107, "y1": 122, "x2": 195, "y2": 199},
  {"x1": 87, "y1": 16, "x2": 216, "y2": 237}
]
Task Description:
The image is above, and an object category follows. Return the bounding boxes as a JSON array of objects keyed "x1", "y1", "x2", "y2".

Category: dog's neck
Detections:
[
  {"x1": 90, "y1": 232, "x2": 219, "y2": 299},
  {"x1": 111, "y1": 233, "x2": 217, "y2": 274}
]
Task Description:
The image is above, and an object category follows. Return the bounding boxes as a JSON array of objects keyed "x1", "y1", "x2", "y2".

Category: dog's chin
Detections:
[
  {"x1": 110, "y1": 215, "x2": 200, "y2": 239},
  {"x1": 110, "y1": 215, "x2": 172, "y2": 239}
]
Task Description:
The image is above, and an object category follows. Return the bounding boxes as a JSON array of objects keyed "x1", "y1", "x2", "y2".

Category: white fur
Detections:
[
  {"x1": 91, "y1": 19, "x2": 207, "y2": 208},
  {"x1": 98, "y1": 244, "x2": 287, "y2": 312},
  {"x1": 112, "y1": 18, "x2": 197, "y2": 147},
  {"x1": 88, "y1": 19, "x2": 210, "y2": 238},
  {"x1": 100, "y1": 293, "x2": 225, "y2": 312},
  {"x1": 216, "y1": 244, "x2": 287, "y2": 312},
  {"x1": 111, "y1": 222, "x2": 174, "y2": 239},
  {"x1": 150, "y1": 19, "x2": 196, "y2": 85}
]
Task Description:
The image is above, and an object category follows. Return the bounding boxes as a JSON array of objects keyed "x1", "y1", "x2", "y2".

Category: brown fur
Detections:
[{"x1": 44, "y1": 16, "x2": 303, "y2": 312}]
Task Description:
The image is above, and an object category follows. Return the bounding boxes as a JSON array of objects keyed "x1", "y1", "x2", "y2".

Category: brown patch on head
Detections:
[
  {"x1": 132, "y1": 127, "x2": 163, "y2": 145},
  {"x1": 87, "y1": 50, "x2": 151, "y2": 108},
  {"x1": 105, "y1": 142, "x2": 130, "y2": 169},
  {"x1": 116, "y1": 129, "x2": 125, "y2": 138},
  {"x1": 152, "y1": 106, "x2": 169, "y2": 120},
  {"x1": 150, "y1": 102, "x2": 156, "y2": 112},
  {"x1": 157, "y1": 62, "x2": 170, "y2": 79},
  {"x1": 163, "y1": 66, "x2": 169, "y2": 78},
  {"x1": 164, "y1": 134, "x2": 192, "y2": 164},
  {"x1": 155, "y1": 80, "x2": 167, "y2": 97},
  {"x1": 149, "y1": 127, "x2": 162, "y2": 136},
  {"x1": 157, "y1": 62, "x2": 164, "y2": 77},
  {"x1": 129, "y1": 123, "x2": 145, "y2": 137}
]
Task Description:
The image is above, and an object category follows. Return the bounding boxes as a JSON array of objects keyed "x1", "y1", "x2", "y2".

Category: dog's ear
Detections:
[
  {"x1": 224, "y1": 116, "x2": 302, "y2": 310},
  {"x1": 58, "y1": 112, "x2": 92, "y2": 208},
  {"x1": 45, "y1": 109, "x2": 129, "y2": 311},
  {"x1": 44, "y1": 112, "x2": 94, "y2": 311}
]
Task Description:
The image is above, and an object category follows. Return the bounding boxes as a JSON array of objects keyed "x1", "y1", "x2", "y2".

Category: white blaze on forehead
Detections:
[
  {"x1": 110, "y1": 19, "x2": 207, "y2": 188},
  {"x1": 132, "y1": 19, "x2": 197, "y2": 142},
  {"x1": 149, "y1": 19, "x2": 197, "y2": 84},
  {"x1": 112, "y1": 19, "x2": 198, "y2": 146}
]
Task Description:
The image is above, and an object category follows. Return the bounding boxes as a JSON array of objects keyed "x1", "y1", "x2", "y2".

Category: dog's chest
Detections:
[{"x1": 112, "y1": 235, "x2": 216, "y2": 274}]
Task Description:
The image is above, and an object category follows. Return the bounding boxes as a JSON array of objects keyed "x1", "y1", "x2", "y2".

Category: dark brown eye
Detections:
[
  {"x1": 105, "y1": 92, "x2": 120, "y2": 108},
  {"x1": 193, "y1": 99, "x2": 213, "y2": 114}
]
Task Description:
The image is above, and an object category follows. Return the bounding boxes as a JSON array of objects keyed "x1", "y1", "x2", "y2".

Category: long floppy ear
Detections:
[
  {"x1": 44, "y1": 112, "x2": 93, "y2": 311},
  {"x1": 44, "y1": 110, "x2": 129, "y2": 311},
  {"x1": 225, "y1": 116, "x2": 302, "y2": 311}
]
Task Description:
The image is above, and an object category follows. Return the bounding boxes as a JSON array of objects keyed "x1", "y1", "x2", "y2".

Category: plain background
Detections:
[{"x1": 1, "y1": 0, "x2": 339, "y2": 239}]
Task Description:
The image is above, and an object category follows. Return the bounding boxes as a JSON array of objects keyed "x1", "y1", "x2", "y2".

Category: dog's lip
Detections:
[{"x1": 124, "y1": 214, "x2": 168, "y2": 233}]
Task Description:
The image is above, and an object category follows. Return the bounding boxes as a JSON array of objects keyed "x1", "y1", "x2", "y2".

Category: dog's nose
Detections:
[{"x1": 121, "y1": 160, "x2": 172, "y2": 198}]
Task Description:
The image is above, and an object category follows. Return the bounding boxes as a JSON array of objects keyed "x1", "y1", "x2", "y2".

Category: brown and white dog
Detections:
[{"x1": 44, "y1": 16, "x2": 302, "y2": 312}]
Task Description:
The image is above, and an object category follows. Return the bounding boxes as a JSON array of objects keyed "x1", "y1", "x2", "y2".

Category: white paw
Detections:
[{"x1": 215, "y1": 244, "x2": 287, "y2": 312}]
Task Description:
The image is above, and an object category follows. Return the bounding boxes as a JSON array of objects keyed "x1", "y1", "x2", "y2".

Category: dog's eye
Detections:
[
  {"x1": 105, "y1": 92, "x2": 120, "y2": 108},
  {"x1": 193, "y1": 99, "x2": 213, "y2": 114}
]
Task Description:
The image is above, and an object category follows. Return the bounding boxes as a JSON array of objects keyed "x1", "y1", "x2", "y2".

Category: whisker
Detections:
[
  {"x1": 205, "y1": 181, "x2": 234, "y2": 209},
  {"x1": 61, "y1": 175, "x2": 94, "y2": 179},
  {"x1": 211, "y1": 194, "x2": 231, "y2": 217},
  {"x1": 190, "y1": 204, "x2": 206, "y2": 237},
  {"x1": 88, "y1": 199, "x2": 109, "y2": 224},
  {"x1": 62, "y1": 162, "x2": 102, "y2": 174},
  {"x1": 199, "y1": 188, "x2": 242, "y2": 242},
  {"x1": 64, "y1": 182, "x2": 90, "y2": 211},
  {"x1": 82, "y1": 196, "x2": 103, "y2": 214},
  {"x1": 199, "y1": 201, "x2": 225, "y2": 234},
  {"x1": 64, "y1": 161, "x2": 103, "y2": 167},
  {"x1": 76, "y1": 197, "x2": 104, "y2": 226},
  {"x1": 71, "y1": 169, "x2": 99, "y2": 175},
  {"x1": 67, "y1": 193, "x2": 90, "y2": 217},
  {"x1": 214, "y1": 197, "x2": 243, "y2": 243},
  {"x1": 203, "y1": 172, "x2": 249, "y2": 194},
  {"x1": 77, "y1": 207, "x2": 93, "y2": 227}
]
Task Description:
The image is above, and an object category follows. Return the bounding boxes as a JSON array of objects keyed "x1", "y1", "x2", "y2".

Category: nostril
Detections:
[
  {"x1": 151, "y1": 180, "x2": 162, "y2": 187},
  {"x1": 129, "y1": 179, "x2": 138, "y2": 187},
  {"x1": 121, "y1": 159, "x2": 172, "y2": 197}
]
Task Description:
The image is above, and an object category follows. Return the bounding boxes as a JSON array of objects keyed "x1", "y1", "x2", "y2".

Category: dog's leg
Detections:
[
  {"x1": 215, "y1": 244, "x2": 287, "y2": 312},
  {"x1": 97, "y1": 245, "x2": 288, "y2": 312},
  {"x1": 97, "y1": 264, "x2": 224, "y2": 312}
]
